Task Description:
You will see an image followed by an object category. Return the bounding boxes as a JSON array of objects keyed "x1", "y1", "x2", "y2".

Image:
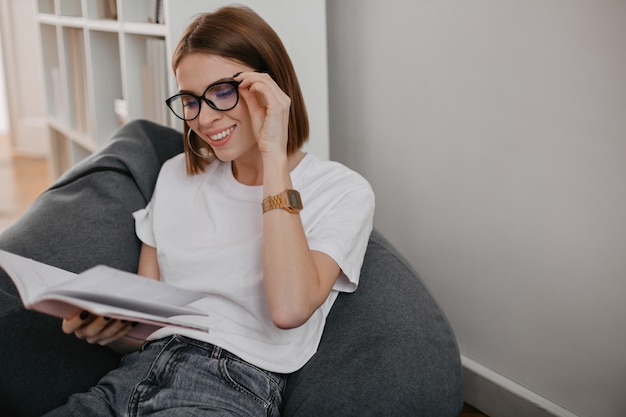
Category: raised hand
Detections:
[{"x1": 234, "y1": 72, "x2": 291, "y2": 156}]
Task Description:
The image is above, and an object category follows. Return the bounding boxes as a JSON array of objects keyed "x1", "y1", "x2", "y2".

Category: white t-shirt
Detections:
[{"x1": 133, "y1": 152, "x2": 374, "y2": 373}]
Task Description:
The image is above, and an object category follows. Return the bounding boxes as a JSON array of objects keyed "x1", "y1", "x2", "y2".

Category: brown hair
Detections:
[{"x1": 171, "y1": 6, "x2": 310, "y2": 175}]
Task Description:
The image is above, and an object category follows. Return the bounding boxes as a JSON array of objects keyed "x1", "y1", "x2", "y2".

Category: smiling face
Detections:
[{"x1": 175, "y1": 53, "x2": 260, "y2": 167}]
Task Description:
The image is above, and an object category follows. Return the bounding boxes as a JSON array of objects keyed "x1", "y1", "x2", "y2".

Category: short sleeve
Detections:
[
  {"x1": 307, "y1": 186, "x2": 375, "y2": 294},
  {"x1": 132, "y1": 198, "x2": 156, "y2": 247}
]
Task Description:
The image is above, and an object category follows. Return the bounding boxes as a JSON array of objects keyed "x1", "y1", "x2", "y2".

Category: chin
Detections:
[{"x1": 211, "y1": 149, "x2": 236, "y2": 162}]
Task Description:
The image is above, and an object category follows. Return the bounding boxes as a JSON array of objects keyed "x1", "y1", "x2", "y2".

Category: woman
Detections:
[{"x1": 47, "y1": 5, "x2": 374, "y2": 416}]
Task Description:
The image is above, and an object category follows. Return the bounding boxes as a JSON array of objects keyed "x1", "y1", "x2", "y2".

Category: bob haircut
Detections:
[{"x1": 171, "y1": 6, "x2": 310, "y2": 175}]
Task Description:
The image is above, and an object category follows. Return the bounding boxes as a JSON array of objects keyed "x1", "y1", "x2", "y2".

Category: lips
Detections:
[{"x1": 206, "y1": 125, "x2": 235, "y2": 147}]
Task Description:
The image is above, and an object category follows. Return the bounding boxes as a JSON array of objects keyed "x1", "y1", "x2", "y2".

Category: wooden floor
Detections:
[
  {"x1": 0, "y1": 133, "x2": 51, "y2": 232},
  {"x1": 0, "y1": 134, "x2": 489, "y2": 417}
]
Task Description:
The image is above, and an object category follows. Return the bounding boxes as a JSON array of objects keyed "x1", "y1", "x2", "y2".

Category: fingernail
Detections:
[{"x1": 79, "y1": 311, "x2": 89, "y2": 320}]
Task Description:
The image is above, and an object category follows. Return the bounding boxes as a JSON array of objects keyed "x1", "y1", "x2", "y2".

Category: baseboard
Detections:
[{"x1": 461, "y1": 356, "x2": 580, "y2": 417}]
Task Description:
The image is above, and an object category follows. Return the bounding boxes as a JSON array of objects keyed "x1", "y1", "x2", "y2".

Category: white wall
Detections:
[
  {"x1": 230, "y1": 0, "x2": 329, "y2": 159},
  {"x1": 326, "y1": 1, "x2": 626, "y2": 416},
  {"x1": 0, "y1": 0, "x2": 49, "y2": 155}
]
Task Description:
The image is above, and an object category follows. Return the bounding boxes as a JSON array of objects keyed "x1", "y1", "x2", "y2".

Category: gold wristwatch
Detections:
[{"x1": 262, "y1": 189, "x2": 303, "y2": 214}]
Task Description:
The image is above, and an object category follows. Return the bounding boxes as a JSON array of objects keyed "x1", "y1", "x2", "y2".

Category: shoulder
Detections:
[
  {"x1": 158, "y1": 154, "x2": 222, "y2": 181},
  {"x1": 298, "y1": 154, "x2": 373, "y2": 195},
  {"x1": 159, "y1": 153, "x2": 186, "y2": 176}
]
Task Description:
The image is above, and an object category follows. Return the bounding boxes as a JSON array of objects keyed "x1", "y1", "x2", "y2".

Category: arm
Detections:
[
  {"x1": 61, "y1": 243, "x2": 160, "y2": 353},
  {"x1": 262, "y1": 153, "x2": 341, "y2": 329},
  {"x1": 237, "y1": 72, "x2": 341, "y2": 329}
]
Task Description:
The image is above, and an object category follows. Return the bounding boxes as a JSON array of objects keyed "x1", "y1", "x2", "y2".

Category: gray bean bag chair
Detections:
[{"x1": 0, "y1": 120, "x2": 462, "y2": 417}]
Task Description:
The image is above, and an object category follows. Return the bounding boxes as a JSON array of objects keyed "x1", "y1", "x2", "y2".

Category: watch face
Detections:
[{"x1": 287, "y1": 190, "x2": 303, "y2": 209}]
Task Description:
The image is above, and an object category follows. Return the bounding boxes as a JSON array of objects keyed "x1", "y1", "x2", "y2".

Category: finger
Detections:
[
  {"x1": 62, "y1": 310, "x2": 95, "y2": 334},
  {"x1": 74, "y1": 315, "x2": 114, "y2": 341},
  {"x1": 236, "y1": 72, "x2": 287, "y2": 106},
  {"x1": 247, "y1": 78, "x2": 288, "y2": 108},
  {"x1": 233, "y1": 70, "x2": 271, "y2": 85},
  {"x1": 239, "y1": 80, "x2": 291, "y2": 129},
  {"x1": 94, "y1": 321, "x2": 138, "y2": 346},
  {"x1": 93, "y1": 319, "x2": 130, "y2": 340}
]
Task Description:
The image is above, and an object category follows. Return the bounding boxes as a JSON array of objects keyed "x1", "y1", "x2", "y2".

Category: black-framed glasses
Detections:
[{"x1": 165, "y1": 80, "x2": 241, "y2": 121}]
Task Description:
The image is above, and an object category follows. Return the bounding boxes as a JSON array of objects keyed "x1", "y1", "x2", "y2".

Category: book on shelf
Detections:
[
  {"x1": 143, "y1": 37, "x2": 168, "y2": 125},
  {"x1": 103, "y1": 0, "x2": 118, "y2": 20},
  {"x1": 149, "y1": 0, "x2": 164, "y2": 24},
  {"x1": 0, "y1": 249, "x2": 210, "y2": 340},
  {"x1": 67, "y1": 28, "x2": 89, "y2": 133}
]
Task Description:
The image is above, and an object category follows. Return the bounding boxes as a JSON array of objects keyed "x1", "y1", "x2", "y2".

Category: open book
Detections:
[{"x1": 0, "y1": 249, "x2": 209, "y2": 340}]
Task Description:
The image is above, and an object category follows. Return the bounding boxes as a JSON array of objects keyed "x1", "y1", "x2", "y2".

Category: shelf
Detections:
[
  {"x1": 35, "y1": 0, "x2": 330, "y2": 177},
  {"x1": 36, "y1": 13, "x2": 60, "y2": 25},
  {"x1": 35, "y1": 0, "x2": 176, "y2": 176},
  {"x1": 86, "y1": 19, "x2": 122, "y2": 32},
  {"x1": 122, "y1": 21, "x2": 167, "y2": 36},
  {"x1": 55, "y1": 15, "x2": 86, "y2": 28}
]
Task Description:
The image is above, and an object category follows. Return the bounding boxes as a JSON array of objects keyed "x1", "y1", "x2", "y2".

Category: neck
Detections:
[
  {"x1": 231, "y1": 161, "x2": 262, "y2": 186},
  {"x1": 232, "y1": 150, "x2": 305, "y2": 186}
]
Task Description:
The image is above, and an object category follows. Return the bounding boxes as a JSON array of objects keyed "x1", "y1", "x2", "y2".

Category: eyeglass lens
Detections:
[{"x1": 167, "y1": 81, "x2": 239, "y2": 121}]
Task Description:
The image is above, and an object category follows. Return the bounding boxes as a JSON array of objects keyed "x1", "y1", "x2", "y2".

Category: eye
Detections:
[
  {"x1": 180, "y1": 95, "x2": 199, "y2": 109},
  {"x1": 209, "y1": 83, "x2": 237, "y2": 100}
]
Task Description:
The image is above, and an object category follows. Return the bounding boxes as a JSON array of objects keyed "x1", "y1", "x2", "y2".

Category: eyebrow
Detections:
[{"x1": 178, "y1": 77, "x2": 237, "y2": 95}]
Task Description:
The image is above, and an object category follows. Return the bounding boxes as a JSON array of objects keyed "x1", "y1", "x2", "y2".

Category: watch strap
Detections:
[{"x1": 262, "y1": 189, "x2": 302, "y2": 214}]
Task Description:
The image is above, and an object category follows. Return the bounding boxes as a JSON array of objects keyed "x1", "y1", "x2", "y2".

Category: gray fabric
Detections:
[
  {"x1": 0, "y1": 119, "x2": 462, "y2": 417},
  {"x1": 0, "y1": 120, "x2": 183, "y2": 416},
  {"x1": 282, "y1": 230, "x2": 463, "y2": 416}
]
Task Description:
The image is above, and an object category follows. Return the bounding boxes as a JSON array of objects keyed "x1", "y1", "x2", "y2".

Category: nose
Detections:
[{"x1": 196, "y1": 99, "x2": 222, "y2": 125}]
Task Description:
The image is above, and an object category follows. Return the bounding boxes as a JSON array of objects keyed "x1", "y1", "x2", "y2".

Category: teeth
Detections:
[{"x1": 209, "y1": 126, "x2": 234, "y2": 141}]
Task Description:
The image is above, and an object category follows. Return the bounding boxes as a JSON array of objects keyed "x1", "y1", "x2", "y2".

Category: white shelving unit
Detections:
[
  {"x1": 35, "y1": 0, "x2": 330, "y2": 178},
  {"x1": 35, "y1": 0, "x2": 202, "y2": 177}
]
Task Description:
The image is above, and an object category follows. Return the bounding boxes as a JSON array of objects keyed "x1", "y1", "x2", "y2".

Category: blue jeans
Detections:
[{"x1": 43, "y1": 335, "x2": 287, "y2": 416}]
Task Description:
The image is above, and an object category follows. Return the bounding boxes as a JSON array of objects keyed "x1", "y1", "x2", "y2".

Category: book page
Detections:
[
  {"x1": 0, "y1": 250, "x2": 211, "y2": 338},
  {"x1": 49, "y1": 265, "x2": 206, "y2": 318},
  {"x1": 0, "y1": 249, "x2": 77, "y2": 306},
  {"x1": 30, "y1": 297, "x2": 208, "y2": 339}
]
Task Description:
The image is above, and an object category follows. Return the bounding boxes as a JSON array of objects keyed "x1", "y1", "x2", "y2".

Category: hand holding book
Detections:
[
  {"x1": 0, "y1": 249, "x2": 209, "y2": 340},
  {"x1": 62, "y1": 309, "x2": 140, "y2": 348}
]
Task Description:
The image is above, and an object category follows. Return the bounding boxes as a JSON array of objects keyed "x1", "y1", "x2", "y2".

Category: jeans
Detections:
[{"x1": 43, "y1": 335, "x2": 287, "y2": 417}]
